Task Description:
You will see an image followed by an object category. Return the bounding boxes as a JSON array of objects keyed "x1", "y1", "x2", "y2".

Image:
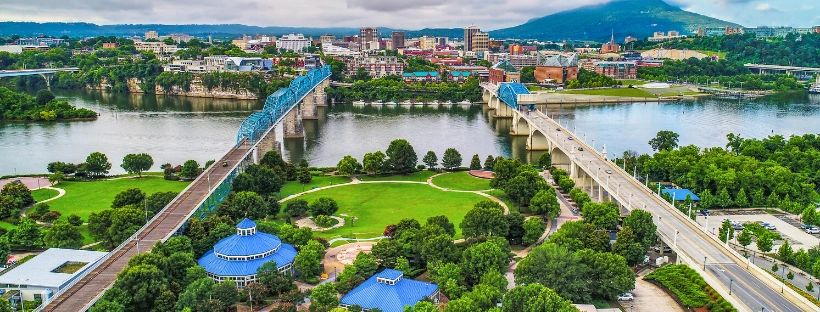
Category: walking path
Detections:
[{"x1": 37, "y1": 186, "x2": 66, "y2": 203}]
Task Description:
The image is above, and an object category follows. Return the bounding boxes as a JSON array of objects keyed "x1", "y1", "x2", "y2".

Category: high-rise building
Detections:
[
  {"x1": 320, "y1": 34, "x2": 336, "y2": 46},
  {"x1": 145, "y1": 31, "x2": 159, "y2": 40},
  {"x1": 360, "y1": 27, "x2": 379, "y2": 50},
  {"x1": 464, "y1": 26, "x2": 480, "y2": 52},
  {"x1": 471, "y1": 32, "x2": 489, "y2": 53},
  {"x1": 277, "y1": 34, "x2": 311, "y2": 52},
  {"x1": 391, "y1": 31, "x2": 405, "y2": 49},
  {"x1": 435, "y1": 37, "x2": 448, "y2": 48},
  {"x1": 419, "y1": 36, "x2": 436, "y2": 50}
]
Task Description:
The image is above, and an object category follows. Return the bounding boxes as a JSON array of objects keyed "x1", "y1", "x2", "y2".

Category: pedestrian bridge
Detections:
[
  {"x1": 40, "y1": 65, "x2": 331, "y2": 312},
  {"x1": 481, "y1": 82, "x2": 814, "y2": 312}
]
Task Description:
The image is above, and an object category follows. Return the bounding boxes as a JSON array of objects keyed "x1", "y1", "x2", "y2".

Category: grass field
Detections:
[
  {"x1": 431, "y1": 172, "x2": 492, "y2": 191},
  {"x1": 286, "y1": 183, "x2": 486, "y2": 239},
  {"x1": 358, "y1": 170, "x2": 437, "y2": 182},
  {"x1": 45, "y1": 176, "x2": 189, "y2": 221},
  {"x1": 617, "y1": 79, "x2": 646, "y2": 86},
  {"x1": 278, "y1": 175, "x2": 352, "y2": 198},
  {"x1": 563, "y1": 88, "x2": 658, "y2": 98},
  {"x1": 32, "y1": 188, "x2": 60, "y2": 202}
]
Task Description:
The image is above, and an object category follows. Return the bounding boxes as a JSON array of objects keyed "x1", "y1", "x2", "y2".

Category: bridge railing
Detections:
[{"x1": 236, "y1": 65, "x2": 331, "y2": 145}]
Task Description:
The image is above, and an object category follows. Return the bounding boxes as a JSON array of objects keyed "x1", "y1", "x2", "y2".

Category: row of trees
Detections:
[
  {"x1": 326, "y1": 76, "x2": 482, "y2": 103},
  {"x1": 621, "y1": 131, "x2": 819, "y2": 213},
  {"x1": 637, "y1": 58, "x2": 803, "y2": 91},
  {"x1": 0, "y1": 87, "x2": 96, "y2": 121}
]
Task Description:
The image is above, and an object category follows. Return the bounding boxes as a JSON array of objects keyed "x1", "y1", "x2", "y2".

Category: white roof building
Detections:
[{"x1": 0, "y1": 248, "x2": 107, "y2": 302}]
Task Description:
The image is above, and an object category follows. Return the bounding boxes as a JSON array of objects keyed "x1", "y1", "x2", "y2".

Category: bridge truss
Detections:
[
  {"x1": 496, "y1": 82, "x2": 530, "y2": 109},
  {"x1": 236, "y1": 65, "x2": 331, "y2": 145}
]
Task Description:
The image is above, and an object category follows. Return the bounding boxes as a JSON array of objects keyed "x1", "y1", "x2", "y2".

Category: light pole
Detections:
[
  {"x1": 673, "y1": 230, "x2": 679, "y2": 249},
  {"x1": 703, "y1": 256, "x2": 707, "y2": 270},
  {"x1": 729, "y1": 279, "x2": 734, "y2": 295}
]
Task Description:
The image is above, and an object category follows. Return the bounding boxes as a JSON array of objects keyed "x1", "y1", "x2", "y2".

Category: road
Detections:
[{"x1": 522, "y1": 109, "x2": 810, "y2": 312}]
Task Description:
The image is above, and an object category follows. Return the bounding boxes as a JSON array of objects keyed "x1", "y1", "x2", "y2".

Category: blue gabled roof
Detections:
[
  {"x1": 237, "y1": 218, "x2": 256, "y2": 229},
  {"x1": 662, "y1": 188, "x2": 700, "y2": 201},
  {"x1": 450, "y1": 71, "x2": 471, "y2": 77},
  {"x1": 340, "y1": 269, "x2": 438, "y2": 312},
  {"x1": 213, "y1": 231, "x2": 283, "y2": 256},
  {"x1": 198, "y1": 243, "x2": 297, "y2": 276}
]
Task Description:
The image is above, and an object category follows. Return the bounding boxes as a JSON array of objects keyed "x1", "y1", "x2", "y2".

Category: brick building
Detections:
[
  {"x1": 489, "y1": 60, "x2": 520, "y2": 84},
  {"x1": 534, "y1": 53, "x2": 579, "y2": 84},
  {"x1": 594, "y1": 61, "x2": 637, "y2": 79}
]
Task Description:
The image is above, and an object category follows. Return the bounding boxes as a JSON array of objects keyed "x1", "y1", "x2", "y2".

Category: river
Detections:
[{"x1": 0, "y1": 90, "x2": 818, "y2": 176}]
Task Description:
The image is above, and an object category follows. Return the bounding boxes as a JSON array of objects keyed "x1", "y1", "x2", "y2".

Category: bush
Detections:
[
  {"x1": 645, "y1": 264, "x2": 735, "y2": 311},
  {"x1": 27, "y1": 203, "x2": 51, "y2": 220},
  {"x1": 39, "y1": 211, "x2": 61, "y2": 223},
  {"x1": 285, "y1": 200, "x2": 309, "y2": 218},
  {"x1": 557, "y1": 176, "x2": 575, "y2": 191},
  {"x1": 67, "y1": 214, "x2": 83, "y2": 226},
  {"x1": 313, "y1": 215, "x2": 338, "y2": 228},
  {"x1": 308, "y1": 198, "x2": 338, "y2": 217}
]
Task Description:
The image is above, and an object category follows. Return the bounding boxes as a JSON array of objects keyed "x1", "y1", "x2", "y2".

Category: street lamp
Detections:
[{"x1": 729, "y1": 278, "x2": 734, "y2": 295}]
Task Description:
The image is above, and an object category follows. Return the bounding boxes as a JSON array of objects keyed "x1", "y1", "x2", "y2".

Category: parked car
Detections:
[
  {"x1": 698, "y1": 209, "x2": 710, "y2": 216},
  {"x1": 805, "y1": 227, "x2": 820, "y2": 234},
  {"x1": 760, "y1": 222, "x2": 776, "y2": 231},
  {"x1": 568, "y1": 137, "x2": 574, "y2": 140},
  {"x1": 617, "y1": 293, "x2": 634, "y2": 301},
  {"x1": 578, "y1": 147, "x2": 584, "y2": 151}
]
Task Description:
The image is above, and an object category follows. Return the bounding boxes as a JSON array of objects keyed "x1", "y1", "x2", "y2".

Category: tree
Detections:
[
  {"x1": 537, "y1": 153, "x2": 552, "y2": 169},
  {"x1": 385, "y1": 139, "x2": 418, "y2": 173},
  {"x1": 483, "y1": 155, "x2": 495, "y2": 170},
  {"x1": 256, "y1": 261, "x2": 296, "y2": 297},
  {"x1": 67, "y1": 214, "x2": 83, "y2": 226},
  {"x1": 506, "y1": 212, "x2": 526, "y2": 244},
  {"x1": 284, "y1": 199, "x2": 309, "y2": 219},
  {"x1": 778, "y1": 240, "x2": 793, "y2": 262},
  {"x1": 43, "y1": 221, "x2": 83, "y2": 249},
  {"x1": 112, "y1": 188, "x2": 146, "y2": 208},
  {"x1": 218, "y1": 191, "x2": 270, "y2": 220},
  {"x1": 529, "y1": 190, "x2": 560, "y2": 218},
  {"x1": 522, "y1": 217, "x2": 546, "y2": 245},
  {"x1": 756, "y1": 233, "x2": 774, "y2": 253},
  {"x1": 35, "y1": 89, "x2": 55, "y2": 105},
  {"x1": 421, "y1": 234, "x2": 459, "y2": 264},
  {"x1": 735, "y1": 188, "x2": 749, "y2": 207},
  {"x1": 612, "y1": 226, "x2": 646, "y2": 266},
  {"x1": 581, "y1": 202, "x2": 620, "y2": 230},
  {"x1": 718, "y1": 219, "x2": 735, "y2": 243},
  {"x1": 308, "y1": 198, "x2": 338, "y2": 217},
  {"x1": 802, "y1": 207, "x2": 818, "y2": 226},
  {"x1": 121, "y1": 153, "x2": 154, "y2": 177},
  {"x1": 298, "y1": 167, "x2": 312, "y2": 185},
  {"x1": 547, "y1": 221, "x2": 609, "y2": 252},
  {"x1": 737, "y1": 228, "x2": 753, "y2": 248},
  {"x1": 426, "y1": 215, "x2": 456, "y2": 237},
  {"x1": 371, "y1": 238, "x2": 403, "y2": 267},
  {"x1": 8, "y1": 218, "x2": 42, "y2": 250},
  {"x1": 180, "y1": 160, "x2": 201, "y2": 180},
  {"x1": 460, "y1": 201, "x2": 508, "y2": 238},
  {"x1": 503, "y1": 170, "x2": 549, "y2": 207},
  {"x1": 442, "y1": 148, "x2": 463, "y2": 170},
  {"x1": 394, "y1": 256, "x2": 410, "y2": 274},
  {"x1": 461, "y1": 240, "x2": 510, "y2": 286},
  {"x1": 648, "y1": 130, "x2": 679, "y2": 151},
  {"x1": 622, "y1": 209, "x2": 657, "y2": 249},
  {"x1": 336, "y1": 155, "x2": 361, "y2": 176},
  {"x1": 176, "y1": 278, "x2": 214, "y2": 310},
  {"x1": 295, "y1": 240, "x2": 324, "y2": 279},
  {"x1": 110, "y1": 264, "x2": 168, "y2": 311},
  {"x1": 145, "y1": 191, "x2": 177, "y2": 214},
  {"x1": 85, "y1": 152, "x2": 112, "y2": 178},
  {"x1": 422, "y1": 151, "x2": 438, "y2": 170},
  {"x1": 502, "y1": 283, "x2": 577, "y2": 312},
  {"x1": 363, "y1": 151, "x2": 386, "y2": 174},
  {"x1": 491, "y1": 157, "x2": 521, "y2": 188},
  {"x1": 309, "y1": 283, "x2": 338, "y2": 312},
  {"x1": 470, "y1": 154, "x2": 482, "y2": 170}
]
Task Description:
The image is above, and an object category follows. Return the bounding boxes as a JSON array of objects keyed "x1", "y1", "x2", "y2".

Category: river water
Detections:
[{"x1": 1, "y1": 90, "x2": 818, "y2": 175}]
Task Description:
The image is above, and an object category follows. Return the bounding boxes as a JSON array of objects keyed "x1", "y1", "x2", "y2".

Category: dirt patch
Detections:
[{"x1": 468, "y1": 170, "x2": 494, "y2": 179}]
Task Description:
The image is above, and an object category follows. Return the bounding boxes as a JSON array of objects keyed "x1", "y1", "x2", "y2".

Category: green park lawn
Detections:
[
  {"x1": 287, "y1": 183, "x2": 486, "y2": 239},
  {"x1": 32, "y1": 188, "x2": 60, "y2": 202},
  {"x1": 278, "y1": 175, "x2": 352, "y2": 198},
  {"x1": 563, "y1": 88, "x2": 658, "y2": 98},
  {"x1": 46, "y1": 176, "x2": 189, "y2": 221},
  {"x1": 617, "y1": 79, "x2": 646, "y2": 86},
  {"x1": 358, "y1": 170, "x2": 436, "y2": 182},
  {"x1": 431, "y1": 172, "x2": 492, "y2": 191}
]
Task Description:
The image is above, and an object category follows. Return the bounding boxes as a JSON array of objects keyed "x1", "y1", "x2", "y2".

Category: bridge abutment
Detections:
[
  {"x1": 302, "y1": 91, "x2": 319, "y2": 120},
  {"x1": 283, "y1": 106, "x2": 305, "y2": 138}
]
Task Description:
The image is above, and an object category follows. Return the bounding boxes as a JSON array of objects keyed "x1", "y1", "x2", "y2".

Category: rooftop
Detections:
[
  {"x1": 198, "y1": 219, "x2": 297, "y2": 276},
  {"x1": 340, "y1": 269, "x2": 438, "y2": 312},
  {"x1": 0, "y1": 248, "x2": 106, "y2": 289},
  {"x1": 661, "y1": 188, "x2": 700, "y2": 201}
]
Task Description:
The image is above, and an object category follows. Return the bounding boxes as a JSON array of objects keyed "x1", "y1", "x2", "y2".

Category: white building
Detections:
[
  {"x1": 0, "y1": 248, "x2": 107, "y2": 302},
  {"x1": 277, "y1": 34, "x2": 311, "y2": 52},
  {"x1": 322, "y1": 44, "x2": 359, "y2": 57},
  {"x1": 135, "y1": 41, "x2": 180, "y2": 55}
]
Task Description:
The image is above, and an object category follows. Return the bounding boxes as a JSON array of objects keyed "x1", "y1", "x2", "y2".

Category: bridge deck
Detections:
[
  {"x1": 521, "y1": 109, "x2": 807, "y2": 312},
  {"x1": 41, "y1": 142, "x2": 251, "y2": 312}
]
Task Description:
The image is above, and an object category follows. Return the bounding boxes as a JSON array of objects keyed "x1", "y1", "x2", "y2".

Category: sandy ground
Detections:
[
  {"x1": 322, "y1": 242, "x2": 375, "y2": 279},
  {"x1": 624, "y1": 272, "x2": 686, "y2": 312},
  {"x1": 0, "y1": 176, "x2": 51, "y2": 190}
]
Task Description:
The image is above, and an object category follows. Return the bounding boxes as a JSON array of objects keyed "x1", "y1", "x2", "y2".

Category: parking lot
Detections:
[{"x1": 695, "y1": 211, "x2": 819, "y2": 251}]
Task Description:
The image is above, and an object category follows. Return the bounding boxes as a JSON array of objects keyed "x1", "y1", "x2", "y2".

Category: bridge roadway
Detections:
[
  {"x1": 0, "y1": 67, "x2": 79, "y2": 77},
  {"x1": 41, "y1": 142, "x2": 252, "y2": 312},
  {"x1": 519, "y1": 109, "x2": 810, "y2": 312}
]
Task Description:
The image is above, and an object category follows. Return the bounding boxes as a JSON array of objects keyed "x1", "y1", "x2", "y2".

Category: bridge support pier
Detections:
[
  {"x1": 302, "y1": 91, "x2": 319, "y2": 120},
  {"x1": 315, "y1": 80, "x2": 329, "y2": 107},
  {"x1": 510, "y1": 113, "x2": 530, "y2": 136},
  {"x1": 283, "y1": 106, "x2": 304, "y2": 138},
  {"x1": 254, "y1": 129, "x2": 280, "y2": 164},
  {"x1": 39, "y1": 73, "x2": 53, "y2": 90}
]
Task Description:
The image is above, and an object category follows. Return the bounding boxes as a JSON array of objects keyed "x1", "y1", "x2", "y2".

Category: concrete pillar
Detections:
[
  {"x1": 255, "y1": 129, "x2": 279, "y2": 163},
  {"x1": 495, "y1": 101, "x2": 514, "y2": 118},
  {"x1": 302, "y1": 91, "x2": 319, "y2": 120},
  {"x1": 314, "y1": 81, "x2": 328, "y2": 106},
  {"x1": 283, "y1": 106, "x2": 304, "y2": 138}
]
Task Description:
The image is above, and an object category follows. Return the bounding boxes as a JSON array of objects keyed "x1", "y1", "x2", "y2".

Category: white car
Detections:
[
  {"x1": 805, "y1": 227, "x2": 820, "y2": 234},
  {"x1": 617, "y1": 293, "x2": 634, "y2": 301}
]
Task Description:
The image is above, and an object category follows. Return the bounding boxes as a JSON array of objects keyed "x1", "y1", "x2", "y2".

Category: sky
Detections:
[{"x1": 0, "y1": 0, "x2": 817, "y2": 30}]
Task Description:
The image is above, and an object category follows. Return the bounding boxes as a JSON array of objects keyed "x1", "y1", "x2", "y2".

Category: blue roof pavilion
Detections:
[
  {"x1": 661, "y1": 188, "x2": 701, "y2": 201},
  {"x1": 340, "y1": 269, "x2": 440, "y2": 312},
  {"x1": 197, "y1": 218, "x2": 297, "y2": 287}
]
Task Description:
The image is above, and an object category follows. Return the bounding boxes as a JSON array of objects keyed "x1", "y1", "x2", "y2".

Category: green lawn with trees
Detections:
[
  {"x1": 45, "y1": 175, "x2": 188, "y2": 220},
  {"x1": 31, "y1": 188, "x2": 60, "y2": 202},
  {"x1": 285, "y1": 183, "x2": 486, "y2": 239},
  {"x1": 357, "y1": 170, "x2": 436, "y2": 182},
  {"x1": 277, "y1": 175, "x2": 352, "y2": 198},
  {"x1": 562, "y1": 87, "x2": 657, "y2": 98},
  {"x1": 431, "y1": 171, "x2": 492, "y2": 191}
]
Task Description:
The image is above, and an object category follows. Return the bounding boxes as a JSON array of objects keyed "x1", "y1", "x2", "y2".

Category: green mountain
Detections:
[{"x1": 490, "y1": 0, "x2": 740, "y2": 41}]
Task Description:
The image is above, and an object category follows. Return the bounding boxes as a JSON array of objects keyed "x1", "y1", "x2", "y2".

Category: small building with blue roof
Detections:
[
  {"x1": 340, "y1": 269, "x2": 440, "y2": 312},
  {"x1": 661, "y1": 188, "x2": 700, "y2": 202},
  {"x1": 197, "y1": 218, "x2": 297, "y2": 287}
]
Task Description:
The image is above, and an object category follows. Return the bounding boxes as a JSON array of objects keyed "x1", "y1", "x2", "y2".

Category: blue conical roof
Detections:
[{"x1": 237, "y1": 218, "x2": 256, "y2": 229}]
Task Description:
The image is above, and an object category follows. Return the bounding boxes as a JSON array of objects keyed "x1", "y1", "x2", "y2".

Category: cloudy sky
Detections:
[{"x1": 0, "y1": 0, "x2": 817, "y2": 29}]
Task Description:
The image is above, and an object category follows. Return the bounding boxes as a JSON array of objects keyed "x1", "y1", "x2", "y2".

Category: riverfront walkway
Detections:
[{"x1": 41, "y1": 142, "x2": 251, "y2": 312}]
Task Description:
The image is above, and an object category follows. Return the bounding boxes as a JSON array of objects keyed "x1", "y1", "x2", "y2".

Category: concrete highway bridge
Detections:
[
  {"x1": 0, "y1": 68, "x2": 80, "y2": 87},
  {"x1": 39, "y1": 66, "x2": 331, "y2": 312},
  {"x1": 481, "y1": 82, "x2": 815, "y2": 312}
]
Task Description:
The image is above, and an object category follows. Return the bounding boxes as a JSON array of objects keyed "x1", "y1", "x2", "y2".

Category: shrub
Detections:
[
  {"x1": 39, "y1": 211, "x2": 62, "y2": 223},
  {"x1": 313, "y1": 215, "x2": 338, "y2": 228},
  {"x1": 308, "y1": 198, "x2": 338, "y2": 217},
  {"x1": 67, "y1": 214, "x2": 83, "y2": 226}
]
